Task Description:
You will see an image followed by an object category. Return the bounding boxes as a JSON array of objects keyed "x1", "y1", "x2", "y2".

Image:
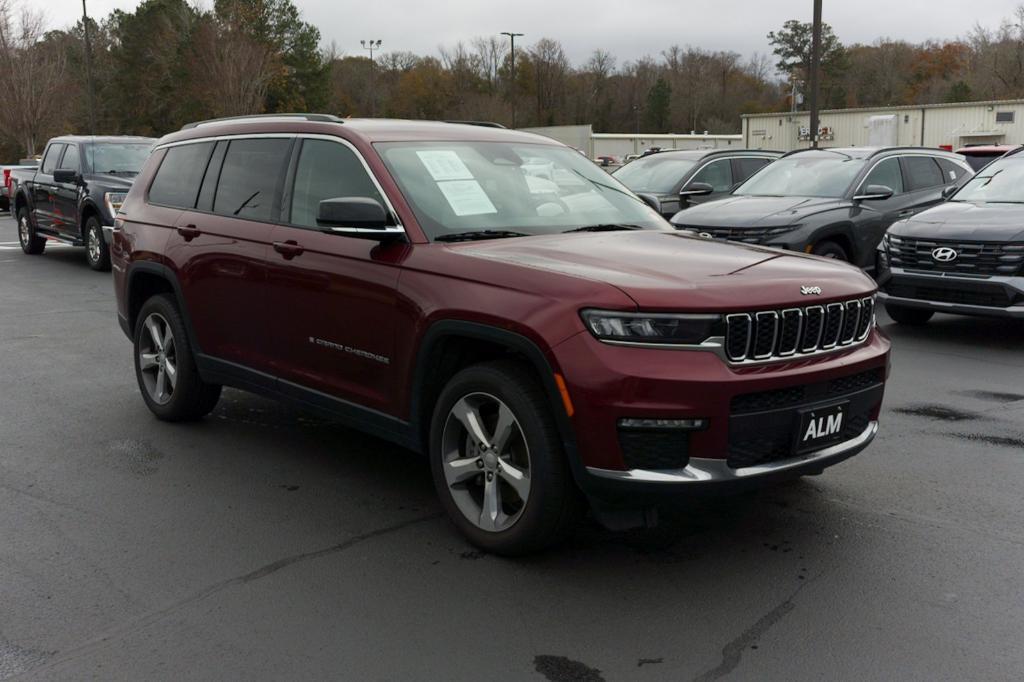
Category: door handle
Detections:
[
  {"x1": 177, "y1": 224, "x2": 201, "y2": 241},
  {"x1": 273, "y1": 240, "x2": 304, "y2": 259}
]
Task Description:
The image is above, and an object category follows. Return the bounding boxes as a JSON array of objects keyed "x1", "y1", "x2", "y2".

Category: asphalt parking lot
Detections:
[{"x1": 1, "y1": 214, "x2": 1022, "y2": 681}]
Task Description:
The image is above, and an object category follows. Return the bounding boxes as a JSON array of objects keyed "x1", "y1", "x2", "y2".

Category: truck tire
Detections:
[
  {"x1": 84, "y1": 215, "x2": 111, "y2": 271},
  {"x1": 17, "y1": 207, "x2": 45, "y2": 255},
  {"x1": 429, "y1": 360, "x2": 585, "y2": 556},
  {"x1": 812, "y1": 240, "x2": 849, "y2": 262}
]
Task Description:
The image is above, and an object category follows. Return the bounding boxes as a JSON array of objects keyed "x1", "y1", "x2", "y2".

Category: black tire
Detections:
[
  {"x1": 84, "y1": 215, "x2": 111, "y2": 271},
  {"x1": 811, "y1": 240, "x2": 849, "y2": 261},
  {"x1": 884, "y1": 302, "x2": 934, "y2": 326},
  {"x1": 17, "y1": 207, "x2": 45, "y2": 255},
  {"x1": 429, "y1": 360, "x2": 585, "y2": 556},
  {"x1": 133, "y1": 294, "x2": 221, "y2": 421}
]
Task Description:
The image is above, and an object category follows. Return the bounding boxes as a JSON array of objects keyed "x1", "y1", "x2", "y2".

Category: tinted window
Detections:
[
  {"x1": 59, "y1": 145, "x2": 80, "y2": 172},
  {"x1": 690, "y1": 159, "x2": 733, "y2": 192},
  {"x1": 734, "y1": 157, "x2": 772, "y2": 182},
  {"x1": 148, "y1": 142, "x2": 215, "y2": 209},
  {"x1": 963, "y1": 155, "x2": 997, "y2": 172},
  {"x1": 936, "y1": 158, "x2": 968, "y2": 184},
  {"x1": 41, "y1": 144, "x2": 64, "y2": 174},
  {"x1": 290, "y1": 139, "x2": 384, "y2": 228},
  {"x1": 903, "y1": 156, "x2": 943, "y2": 191},
  {"x1": 612, "y1": 155, "x2": 697, "y2": 194},
  {"x1": 862, "y1": 157, "x2": 903, "y2": 194},
  {"x1": 213, "y1": 138, "x2": 290, "y2": 221},
  {"x1": 736, "y1": 154, "x2": 865, "y2": 198}
]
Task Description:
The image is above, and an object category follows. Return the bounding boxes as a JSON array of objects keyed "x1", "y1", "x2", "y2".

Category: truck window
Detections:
[
  {"x1": 40, "y1": 144, "x2": 65, "y2": 175},
  {"x1": 148, "y1": 142, "x2": 215, "y2": 209},
  {"x1": 59, "y1": 145, "x2": 80, "y2": 172},
  {"x1": 213, "y1": 138, "x2": 291, "y2": 221},
  {"x1": 289, "y1": 139, "x2": 384, "y2": 228}
]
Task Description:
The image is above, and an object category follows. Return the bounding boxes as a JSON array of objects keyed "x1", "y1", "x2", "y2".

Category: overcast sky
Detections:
[{"x1": 42, "y1": 0, "x2": 1018, "y2": 65}]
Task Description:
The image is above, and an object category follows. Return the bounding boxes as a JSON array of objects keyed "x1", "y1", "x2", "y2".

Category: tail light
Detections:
[{"x1": 3, "y1": 169, "x2": 11, "y2": 190}]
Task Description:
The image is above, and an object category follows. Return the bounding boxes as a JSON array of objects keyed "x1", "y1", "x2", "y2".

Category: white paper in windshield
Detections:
[
  {"x1": 416, "y1": 150, "x2": 474, "y2": 181},
  {"x1": 438, "y1": 180, "x2": 497, "y2": 216}
]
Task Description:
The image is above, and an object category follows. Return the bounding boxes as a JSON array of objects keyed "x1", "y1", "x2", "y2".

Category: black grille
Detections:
[
  {"x1": 677, "y1": 225, "x2": 795, "y2": 243},
  {"x1": 617, "y1": 429, "x2": 690, "y2": 470},
  {"x1": 887, "y1": 236, "x2": 1024, "y2": 276},
  {"x1": 884, "y1": 282, "x2": 1019, "y2": 308},
  {"x1": 725, "y1": 297, "x2": 874, "y2": 363},
  {"x1": 731, "y1": 368, "x2": 885, "y2": 415}
]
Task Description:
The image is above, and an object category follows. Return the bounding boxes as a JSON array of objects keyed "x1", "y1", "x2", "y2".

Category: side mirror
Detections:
[
  {"x1": 679, "y1": 182, "x2": 715, "y2": 198},
  {"x1": 853, "y1": 184, "x2": 894, "y2": 201},
  {"x1": 941, "y1": 184, "x2": 958, "y2": 199},
  {"x1": 636, "y1": 192, "x2": 662, "y2": 212},
  {"x1": 53, "y1": 169, "x2": 78, "y2": 184},
  {"x1": 317, "y1": 197, "x2": 404, "y2": 241}
]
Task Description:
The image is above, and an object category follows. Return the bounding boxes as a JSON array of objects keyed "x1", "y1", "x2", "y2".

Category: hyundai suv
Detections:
[
  {"x1": 111, "y1": 115, "x2": 891, "y2": 555},
  {"x1": 877, "y1": 148, "x2": 1024, "y2": 323},
  {"x1": 671, "y1": 147, "x2": 973, "y2": 270}
]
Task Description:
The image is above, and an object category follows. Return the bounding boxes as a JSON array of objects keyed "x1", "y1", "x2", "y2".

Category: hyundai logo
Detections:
[
  {"x1": 801, "y1": 286, "x2": 823, "y2": 296},
  {"x1": 932, "y1": 247, "x2": 958, "y2": 262}
]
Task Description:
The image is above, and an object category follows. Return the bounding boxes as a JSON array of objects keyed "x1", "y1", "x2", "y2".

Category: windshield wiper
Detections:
[
  {"x1": 563, "y1": 224, "x2": 644, "y2": 233},
  {"x1": 435, "y1": 230, "x2": 530, "y2": 242}
]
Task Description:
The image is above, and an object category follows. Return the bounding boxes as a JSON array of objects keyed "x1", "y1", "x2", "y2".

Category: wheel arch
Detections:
[
  {"x1": 124, "y1": 262, "x2": 199, "y2": 353},
  {"x1": 808, "y1": 224, "x2": 856, "y2": 261},
  {"x1": 79, "y1": 200, "x2": 103, "y2": 238}
]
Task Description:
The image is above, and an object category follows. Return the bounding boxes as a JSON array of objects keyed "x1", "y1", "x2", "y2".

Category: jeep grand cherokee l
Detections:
[
  {"x1": 671, "y1": 147, "x2": 973, "y2": 269},
  {"x1": 111, "y1": 114, "x2": 891, "y2": 555},
  {"x1": 877, "y1": 148, "x2": 1024, "y2": 323}
]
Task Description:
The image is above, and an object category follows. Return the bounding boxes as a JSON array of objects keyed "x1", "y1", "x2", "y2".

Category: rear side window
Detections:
[
  {"x1": 902, "y1": 156, "x2": 944, "y2": 191},
  {"x1": 213, "y1": 138, "x2": 291, "y2": 221},
  {"x1": 734, "y1": 157, "x2": 772, "y2": 182},
  {"x1": 936, "y1": 158, "x2": 968, "y2": 184},
  {"x1": 289, "y1": 139, "x2": 384, "y2": 228},
  {"x1": 862, "y1": 157, "x2": 903, "y2": 194},
  {"x1": 690, "y1": 159, "x2": 733, "y2": 192},
  {"x1": 149, "y1": 142, "x2": 215, "y2": 209},
  {"x1": 40, "y1": 144, "x2": 65, "y2": 174},
  {"x1": 59, "y1": 145, "x2": 80, "y2": 172}
]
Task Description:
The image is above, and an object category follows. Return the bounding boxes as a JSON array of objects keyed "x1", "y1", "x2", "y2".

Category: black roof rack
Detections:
[
  {"x1": 444, "y1": 120, "x2": 507, "y2": 129},
  {"x1": 1003, "y1": 145, "x2": 1024, "y2": 157},
  {"x1": 180, "y1": 113, "x2": 345, "y2": 130}
]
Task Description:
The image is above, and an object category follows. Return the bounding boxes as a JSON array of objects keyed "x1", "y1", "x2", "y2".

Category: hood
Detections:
[
  {"x1": 83, "y1": 173, "x2": 135, "y2": 191},
  {"x1": 671, "y1": 195, "x2": 848, "y2": 229},
  {"x1": 890, "y1": 201, "x2": 1024, "y2": 242},
  {"x1": 450, "y1": 231, "x2": 875, "y2": 311}
]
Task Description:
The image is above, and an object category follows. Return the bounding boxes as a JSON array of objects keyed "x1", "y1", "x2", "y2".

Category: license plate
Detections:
[{"x1": 795, "y1": 401, "x2": 849, "y2": 454}]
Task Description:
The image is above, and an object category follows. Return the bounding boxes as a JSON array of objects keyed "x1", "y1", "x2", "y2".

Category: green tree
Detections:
[
  {"x1": 768, "y1": 19, "x2": 849, "y2": 108},
  {"x1": 645, "y1": 77, "x2": 671, "y2": 131}
]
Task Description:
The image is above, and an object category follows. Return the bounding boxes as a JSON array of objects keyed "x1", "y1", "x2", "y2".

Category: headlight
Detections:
[
  {"x1": 104, "y1": 192, "x2": 127, "y2": 215},
  {"x1": 581, "y1": 310, "x2": 723, "y2": 345}
]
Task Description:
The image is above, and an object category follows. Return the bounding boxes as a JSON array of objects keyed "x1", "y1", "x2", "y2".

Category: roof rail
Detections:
[
  {"x1": 1002, "y1": 145, "x2": 1024, "y2": 157},
  {"x1": 180, "y1": 113, "x2": 345, "y2": 130},
  {"x1": 444, "y1": 120, "x2": 507, "y2": 129}
]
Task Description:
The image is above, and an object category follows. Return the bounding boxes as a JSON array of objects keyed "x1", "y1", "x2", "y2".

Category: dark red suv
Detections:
[{"x1": 112, "y1": 114, "x2": 890, "y2": 554}]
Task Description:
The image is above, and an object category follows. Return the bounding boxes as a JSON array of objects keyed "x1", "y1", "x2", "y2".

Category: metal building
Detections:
[
  {"x1": 519, "y1": 124, "x2": 743, "y2": 158},
  {"x1": 741, "y1": 99, "x2": 1024, "y2": 152}
]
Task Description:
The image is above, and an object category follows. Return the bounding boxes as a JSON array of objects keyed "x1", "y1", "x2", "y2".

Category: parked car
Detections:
[
  {"x1": 1, "y1": 163, "x2": 37, "y2": 212},
  {"x1": 594, "y1": 155, "x2": 619, "y2": 167},
  {"x1": 613, "y1": 149, "x2": 782, "y2": 218},
  {"x1": 671, "y1": 147, "x2": 974, "y2": 270},
  {"x1": 112, "y1": 114, "x2": 890, "y2": 555},
  {"x1": 876, "y1": 148, "x2": 1024, "y2": 323},
  {"x1": 12, "y1": 135, "x2": 156, "y2": 270},
  {"x1": 955, "y1": 144, "x2": 1022, "y2": 172}
]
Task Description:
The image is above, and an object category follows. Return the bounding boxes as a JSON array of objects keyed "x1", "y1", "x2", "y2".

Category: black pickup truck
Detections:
[{"x1": 12, "y1": 136, "x2": 155, "y2": 270}]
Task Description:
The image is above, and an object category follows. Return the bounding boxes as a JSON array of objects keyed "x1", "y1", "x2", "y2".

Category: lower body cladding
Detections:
[
  {"x1": 876, "y1": 267, "x2": 1024, "y2": 319},
  {"x1": 550, "y1": 329, "x2": 890, "y2": 505}
]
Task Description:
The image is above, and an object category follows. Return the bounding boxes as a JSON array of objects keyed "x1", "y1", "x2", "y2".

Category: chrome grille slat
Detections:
[{"x1": 752, "y1": 311, "x2": 779, "y2": 359}]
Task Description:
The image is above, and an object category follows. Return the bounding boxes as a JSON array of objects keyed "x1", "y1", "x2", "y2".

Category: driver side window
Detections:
[
  {"x1": 289, "y1": 139, "x2": 385, "y2": 228},
  {"x1": 690, "y1": 159, "x2": 733, "y2": 192},
  {"x1": 861, "y1": 158, "x2": 903, "y2": 195}
]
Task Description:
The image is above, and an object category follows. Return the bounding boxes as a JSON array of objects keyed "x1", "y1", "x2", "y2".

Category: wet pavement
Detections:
[{"x1": 1, "y1": 215, "x2": 1022, "y2": 680}]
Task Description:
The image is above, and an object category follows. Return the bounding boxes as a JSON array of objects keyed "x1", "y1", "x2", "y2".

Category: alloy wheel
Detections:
[
  {"x1": 18, "y1": 215, "x2": 29, "y2": 245},
  {"x1": 441, "y1": 392, "x2": 531, "y2": 533},
  {"x1": 87, "y1": 225, "x2": 101, "y2": 264},
  {"x1": 138, "y1": 313, "x2": 177, "y2": 405}
]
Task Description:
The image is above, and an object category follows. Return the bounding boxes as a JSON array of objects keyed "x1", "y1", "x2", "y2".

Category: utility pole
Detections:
[
  {"x1": 361, "y1": 39, "x2": 382, "y2": 117},
  {"x1": 500, "y1": 31, "x2": 524, "y2": 128},
  {"x1": 81, "y1": 0, "x2": 97, "y2": 134},
  {"x1": 808, "y1": 0, "x2": 823, "y2": 148}
]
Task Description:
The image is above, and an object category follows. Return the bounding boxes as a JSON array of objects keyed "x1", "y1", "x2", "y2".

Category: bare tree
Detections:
[
  {"x1": 0, "y1": 0, "x2": 67, "y2": 156},
  {"x1": 192, "y1": 9, "x2": 279, "y2": 117}
]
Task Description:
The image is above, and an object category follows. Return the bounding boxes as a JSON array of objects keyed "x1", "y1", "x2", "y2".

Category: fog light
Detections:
[{"x1": 618, "y1": 418, "x2": 707, "y2": 430}]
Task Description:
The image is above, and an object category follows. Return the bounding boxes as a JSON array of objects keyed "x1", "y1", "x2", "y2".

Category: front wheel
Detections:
[
  {"x1": 885, "y1": 302, "x2": 934, "y2": 325},
  {"x1": 811, "y1": 240, "x2": 849, "y2": 261},
  {"x1": 84, "y1": 216, "x2": 111, "y2": 271},
  {"x1": 17, "y1": 207, "x2": 45, "y2": 255},
  {"x1": 429, "y1": 361, "x2": 584, "y2": 556}
]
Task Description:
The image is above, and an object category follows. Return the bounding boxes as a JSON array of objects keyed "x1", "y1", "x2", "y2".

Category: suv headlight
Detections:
[
  {"x1": 581, "y1": 310, "x2": 723, "y2": 345},
  {"x1": 104, "y1": 192, "x2": 127, "y2": 215}
]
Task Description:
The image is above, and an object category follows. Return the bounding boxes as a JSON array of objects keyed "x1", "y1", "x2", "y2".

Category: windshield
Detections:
[
  {"x1": 735, "y1": 154, "x2": 865, "y2": 198},
  {"x1": 950, "y1": 158, "x2": 1024, "y2": 203},
  {"x1": 612, "y1": 155, "x2": 697, "y2": 194},
  {"x1": 85, "y1": 143, "x2": 153, "y2": 175},
  {"x1": 376, "y1": 141, "x2": 668, "y2": 240}
]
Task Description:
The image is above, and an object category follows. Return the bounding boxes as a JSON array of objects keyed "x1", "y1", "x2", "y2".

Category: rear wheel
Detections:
[
  {"x1": 134, "y1": 294, "x2": 221, "y2": 421},
  {"x1": 17, "y1": 207, "x2": 45, "y2": 255},
  {"x1": 885, "y1": 302, "x2": 934, "y2": 325},
  {"x1": 811, "y1": 240, "x2": 848, "y2": 261},
  {"x1": 84, "y1": 216, "x2": 111, "y2": 271},
  {"x1": 429, "y1": 361, "x2": 584, "y2": 556}
]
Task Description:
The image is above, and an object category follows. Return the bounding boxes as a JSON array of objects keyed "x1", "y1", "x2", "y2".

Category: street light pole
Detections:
[
  {"x1": 500, "y1": 31, "x2": 523, "y2": 128},
  {"x1": 361, "y1": 39, "x2": 382, "y2": 117},
  {"x1": 81, "y1": 0, "x2": 97, "y2": 134},
  {"x1": 808, "y1": 0, "x2": 823, "y2": 148}
]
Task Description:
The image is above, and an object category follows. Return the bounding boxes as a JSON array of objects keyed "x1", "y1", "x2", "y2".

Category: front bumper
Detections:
[
  {"x1": 101, "y1": 224, "x2": 114, "y2": 245},
  {"x1": 877, "y1": 266, "x2": 1024, "y2": 319}
]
